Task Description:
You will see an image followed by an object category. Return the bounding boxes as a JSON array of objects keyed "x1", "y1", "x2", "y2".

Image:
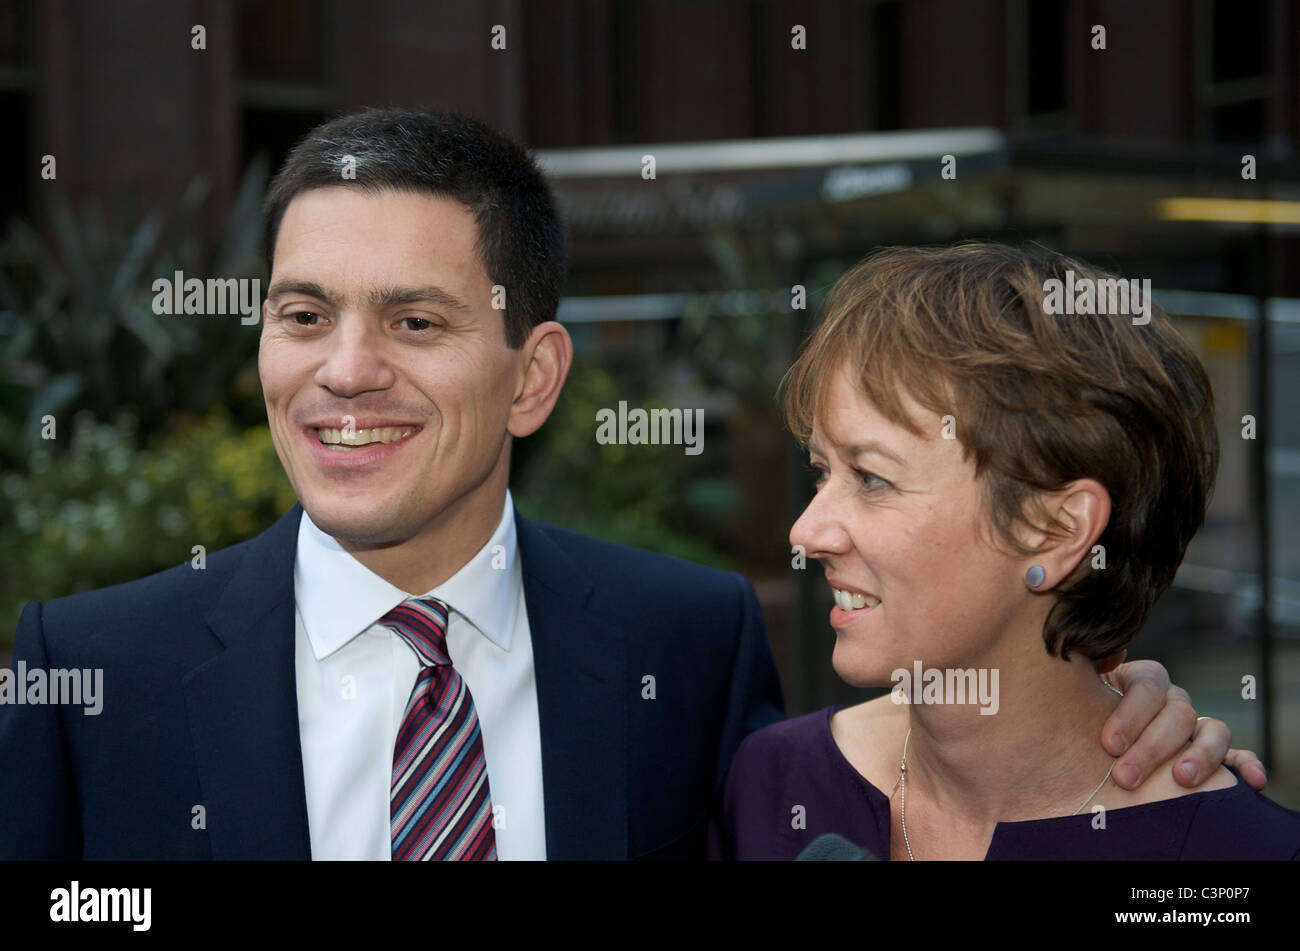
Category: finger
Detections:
[
  {"x1": 1168, "y1": 717, "x2": 1232, "y2": 788},
  {"x1": 1110, "y1": 658, "x2": 1170, "y2": 695},
  {"x1": 1224, "y1": 748, "x2": 1267, "y2": 791},
  {"x1": 1108, "y1": 684, "x2": 1197, "y2": 788},
  {"x1": 1100, "y1": 672, "x2": 1178, "y2": 759}
]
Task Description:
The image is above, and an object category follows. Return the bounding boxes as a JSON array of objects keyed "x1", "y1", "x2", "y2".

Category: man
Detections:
[{"x1": 0, "y1": 108, "x2": 1262, "y2": 860}]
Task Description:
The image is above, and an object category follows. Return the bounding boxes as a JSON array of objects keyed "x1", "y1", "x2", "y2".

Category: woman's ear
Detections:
[{"x1": 1019, "y1": 479, "x2": 1111, "y2": 591}]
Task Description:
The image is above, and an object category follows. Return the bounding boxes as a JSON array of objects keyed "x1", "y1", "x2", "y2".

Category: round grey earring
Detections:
[{"x1": 1026, "y1": 565, "x2": 1046, "y2": 588}]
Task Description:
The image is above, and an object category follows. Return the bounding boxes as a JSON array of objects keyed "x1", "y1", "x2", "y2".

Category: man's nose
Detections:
[{"x1": 314, "y1": 317, "x2": 396, "y2": 397}]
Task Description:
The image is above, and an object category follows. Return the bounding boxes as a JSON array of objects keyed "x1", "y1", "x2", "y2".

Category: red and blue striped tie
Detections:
[{"x1": 384, "y1": 597, "x2": 498, "y2": 861}]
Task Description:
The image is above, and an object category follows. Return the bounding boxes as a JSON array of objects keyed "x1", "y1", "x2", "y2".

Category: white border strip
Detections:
[{"x1": 536, "y1": 128, "x2": 1006, "y2": 178}]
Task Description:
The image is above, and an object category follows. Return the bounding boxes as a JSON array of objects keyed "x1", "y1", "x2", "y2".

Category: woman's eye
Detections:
[
  {"x1": 808, "y1": 461, "x2": 891, "y2": 494},
  {"x1": 855, "y1": 468, "x2": 891, "y2": 491}
]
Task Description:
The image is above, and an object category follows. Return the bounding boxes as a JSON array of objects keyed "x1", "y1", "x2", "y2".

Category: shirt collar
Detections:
[{"x1": 295, "y1": 491, "x2": 520, "y2": 661}]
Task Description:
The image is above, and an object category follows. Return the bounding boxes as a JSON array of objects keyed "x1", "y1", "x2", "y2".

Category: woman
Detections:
[{"x1": 709, "y1": 242, "x2": 1300, "y2": 860}]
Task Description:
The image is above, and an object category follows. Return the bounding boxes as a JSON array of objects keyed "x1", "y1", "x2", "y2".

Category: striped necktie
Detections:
[{"x1": 383, "y1": 597, "x2": 498, "y2": 861}]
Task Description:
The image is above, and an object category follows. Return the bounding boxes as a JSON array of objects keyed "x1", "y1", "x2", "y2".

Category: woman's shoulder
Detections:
[
  {"x1": 996, "y1": 765, "x2": 1300, "y2": 860},
  {"x1": 731, "y1": 706, "x2": 837, "y2": 774},
  {"x1": 727, "y1": 697, "x2": 906, "y2": 799},
  {"x1": 1177, "y1": 767, "x2": 1300, "y2": 860},
  {"x1": 828, "y1": 694, "x2": 909, "y2": 790},
  {"x1": 1122, "y1": 764, "x2": 1300, "y2": 860},
  {"x1": 714, "y1": 704, "x2": 895, "y2": 860},
  {"x1": 1105, "y1": 752, "x2": 1300, "y2": 858}
]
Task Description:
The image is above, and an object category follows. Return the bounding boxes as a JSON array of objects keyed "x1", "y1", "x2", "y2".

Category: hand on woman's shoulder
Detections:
[{"x1": 1106, "y1": 757, "x2": 1237, "y2": 810}]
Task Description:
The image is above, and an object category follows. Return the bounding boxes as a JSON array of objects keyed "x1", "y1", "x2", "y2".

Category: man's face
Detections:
[{"x1": 259, "y1": 186, "x2": 522, "y2": 549}]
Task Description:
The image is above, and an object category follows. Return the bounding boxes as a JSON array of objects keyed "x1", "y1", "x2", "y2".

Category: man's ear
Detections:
[
  {"x1": 1019, "y1": 478, "x2": 1111, "y2": 591},
  {"x1": 508, "y1": 320, "x2": 572, "y2": 439}
]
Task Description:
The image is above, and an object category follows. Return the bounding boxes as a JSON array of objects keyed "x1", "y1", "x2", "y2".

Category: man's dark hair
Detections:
[{"x1": 262, "y1": 107, "x2": 566, "y2": 348}]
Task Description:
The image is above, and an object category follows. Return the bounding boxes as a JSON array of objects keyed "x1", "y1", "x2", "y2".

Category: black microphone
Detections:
[{"x1": 795, "y1": 833, "x2": 878, "y2": 861}]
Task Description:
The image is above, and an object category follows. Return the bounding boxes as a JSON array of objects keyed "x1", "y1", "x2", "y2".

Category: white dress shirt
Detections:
[{"x1": 293, "y1": 490, "x2": 546, "y2": 860}]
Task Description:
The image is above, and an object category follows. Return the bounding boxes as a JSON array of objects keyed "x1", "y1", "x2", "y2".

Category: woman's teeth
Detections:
[
  {"x1": 317, "y1": 427, "x2": 414, "y2": 450},
  {"x1": 832, "y1": 587, "x2": 881, "y2": 611}
]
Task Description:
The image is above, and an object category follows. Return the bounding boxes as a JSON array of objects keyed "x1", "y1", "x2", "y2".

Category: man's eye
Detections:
[
  {"x1": 290, "y1": 312, "x2": 323, "y2": 326},
  {"x1": 401, "y1": 317, "x2": 433, "y2": 332}
]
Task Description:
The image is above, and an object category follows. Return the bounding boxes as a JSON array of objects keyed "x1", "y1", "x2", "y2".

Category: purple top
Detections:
[{"x1": 708, "y1": 706, "x2": 1300, "y2": 861}]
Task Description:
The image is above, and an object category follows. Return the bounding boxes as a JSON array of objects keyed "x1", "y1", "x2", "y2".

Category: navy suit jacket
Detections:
[{"x1": 0, "y1": 503, "x2": 784, "y2": 860}]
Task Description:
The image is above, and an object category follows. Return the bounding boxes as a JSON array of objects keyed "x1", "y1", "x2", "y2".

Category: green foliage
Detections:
[
  {"x1": 675, "y1": 231, "x2": 808, "y2": 407},
  {"x1": 0, "y1": 159, "x2": 270, "y2": 471},
  {"x1": 512, "y1": 363, "x2": 736, "y2": 570},
  {"x1": 511, "y1": 229, "x2": 820, "y2": 574},
  {"x1": 0, "y1": 410, "x2": 296, "y2": 647},
  {"x1": 0, "y1": 164, "x2": 276, "y2": 649}
]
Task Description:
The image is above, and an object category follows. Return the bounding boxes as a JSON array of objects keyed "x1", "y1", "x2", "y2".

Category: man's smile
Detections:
[
  {"x1": 300, "y1": 423, "x2": 424, "y2": 469},
  {"x1": 314, "y1": 425, "x2": 418, "y2": 449}
]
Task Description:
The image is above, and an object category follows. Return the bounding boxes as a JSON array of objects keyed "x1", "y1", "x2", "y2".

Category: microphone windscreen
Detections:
[{"x1": 795, "y1": 833, "x2": 877, "y2": 861}]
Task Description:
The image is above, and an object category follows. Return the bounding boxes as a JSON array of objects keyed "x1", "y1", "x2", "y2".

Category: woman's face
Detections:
[{"x1": 789, "y1": 362, "x2": 1031, "y2": 688}]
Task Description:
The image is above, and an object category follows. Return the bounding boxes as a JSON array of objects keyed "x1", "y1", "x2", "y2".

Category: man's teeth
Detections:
[
  {"x1": 317, "y1": 427, "x2": 414, "y2": 449},
  {"x1": 832, "y1": 588, "x2": 881, "y2": 611}
]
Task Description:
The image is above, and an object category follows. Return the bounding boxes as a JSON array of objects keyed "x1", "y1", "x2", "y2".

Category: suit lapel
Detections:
[
  {"x1": 517, "y1": 513, "x2": 629, "y2": 860},
  {"x1": 182, "y1": 504, "x2": 630, "y2": 860},
  {"x1": 184, "y1": 503, "x2": 312, "y2": 860}
]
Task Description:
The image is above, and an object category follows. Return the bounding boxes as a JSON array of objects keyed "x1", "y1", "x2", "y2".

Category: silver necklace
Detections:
[{"x1": 897, "y1": 675, "x2": 1124, "y2": 861}]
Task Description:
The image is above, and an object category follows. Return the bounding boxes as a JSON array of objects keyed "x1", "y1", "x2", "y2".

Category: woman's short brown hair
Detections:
[{"x1": 782, "y1": 242, "x2": 1219, "y2": 662}]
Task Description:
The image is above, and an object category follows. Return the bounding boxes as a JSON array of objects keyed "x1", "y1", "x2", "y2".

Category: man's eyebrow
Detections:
[
  {"x1": 264, "y1": 281, "x2": 473, "y2": 313},
  {"x1": 365, "y1": 285, "x2": 472, "y2": 312},
  {"x1": 266, "y1": 279, "x2": 337, "y2": 305}
]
